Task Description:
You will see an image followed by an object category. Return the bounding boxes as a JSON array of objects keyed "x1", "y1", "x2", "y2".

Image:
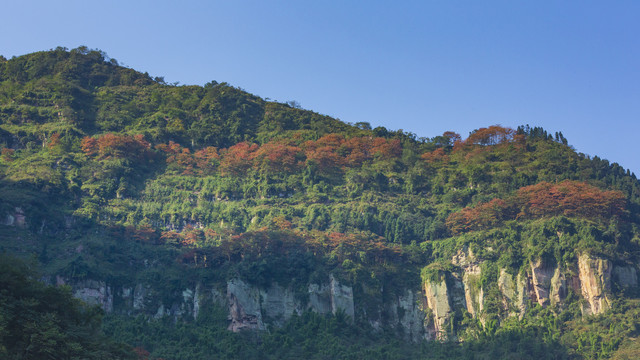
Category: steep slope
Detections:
[{"x1": 2, "y1": 48, "x2": 640, "y2": 359}]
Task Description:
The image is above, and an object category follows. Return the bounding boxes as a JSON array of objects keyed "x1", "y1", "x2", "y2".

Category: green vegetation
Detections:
[
  {"x1": 0, "y1": 254, "x2": 134, "y2": 359},
  {"x1": 2, "y1": 47, "x2": 640, "y2": 359},
  {"x1": 104, "y1": 305, "x2": 571, "y2": 360}
]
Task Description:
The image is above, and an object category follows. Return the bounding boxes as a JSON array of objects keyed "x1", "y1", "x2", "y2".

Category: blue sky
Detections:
[{"x1": 3, "y1": 1, "x2": 640, "y2": 174}]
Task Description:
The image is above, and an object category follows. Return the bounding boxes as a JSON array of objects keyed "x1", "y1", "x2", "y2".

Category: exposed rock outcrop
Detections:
[
  {"x1": 227, "y1": 279, "x2": 266, "y2": 331},
  {"x1": 60, "y1": 251, "x2": 627, "y2": 340},
  {"x1": 72, "y1": 280, "x2": 113, "y2": 313},
  {"x1": 225, "y1": 276, "x2": 355, "y2": 332},
  {"x1": 3, "y1": 207, "x2": 26, "y2": 227},
  {"x1": 452, "y1": 249, "x2": 483, "y2": 317},
  {"x1": 423, "y1": 272, "x2": 467, "y2": 340},
  {"x1": 550, "y1": 266, "x2": 568, "y2": 307},
  {"x1": 578, "y1": 254, "x2": 611, "y2": 315},
  {"x1": 329, "y1": 275, "x2": 355, "y2": 318},
  {"x1": 421, "y1": 251, "x2": 621, "y2": 339},
  {"x1": 261, "y1": 282, "x2": 301, "y2": 326},
  {"x1": 530, "y1": 259, "x2": 555, "y2": 307},
  {"x1": 393, "y1": 290, "x2": 428, "y2": 342},
  {"x1": 497, "y1": 269, "x2": 529, "y2": 317},
  {"x1": 423, "y1": 249, "x2": 484, "y2": 339}
]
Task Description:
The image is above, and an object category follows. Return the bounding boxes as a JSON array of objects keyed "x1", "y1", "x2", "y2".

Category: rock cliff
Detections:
[
  {"x1": 61, "y1": 273, "x2": 428, "y2": 340},
  {"x1": 578, "y1": 254, "x2": 611, "y2": 315},
  {"x1": 57, "y1": 251, "x2": 632, "y2": 340},
  {"x1": 421, "y1": 251, "x2": 632, "y2": 338}
]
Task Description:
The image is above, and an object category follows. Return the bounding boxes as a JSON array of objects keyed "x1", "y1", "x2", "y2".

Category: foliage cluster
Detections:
[{"x1": 446, "y1": 180, "x2": 627, "y2": 234}]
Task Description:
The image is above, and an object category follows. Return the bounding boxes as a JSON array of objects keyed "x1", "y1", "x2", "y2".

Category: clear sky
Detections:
[{"x1": 2, "y1": 1, "x2": 640, "y2": 174}]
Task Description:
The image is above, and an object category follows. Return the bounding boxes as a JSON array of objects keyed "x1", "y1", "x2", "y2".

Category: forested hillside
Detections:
[{"x1": 2, "y1": 47, "x2": 640, "y2": 359}]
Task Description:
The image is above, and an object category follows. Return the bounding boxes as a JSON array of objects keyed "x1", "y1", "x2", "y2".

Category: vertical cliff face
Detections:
[
  {"x1": 422, "y1": 250, "x2": 487, "y2": 339},
  {"x1": 71, "y1": 279, "x2": 113, "y2": 313},
  {"x1": 423, "y1": 277, "x2": 453, "y2": 339},
  {"x1": 578, "y1": 254, "x2": 611, "y2": 316},
  {"x1": 59, "y1": 272, "x2": 433, "y2": 338},
  {"x1": 227, "y1": 279, "x2": 267, "y2": 331},
  {"x1": 329, "y1": 275, "x2": 355, "y2": 318},
  {"x1": 260, "y1": 282, "x2": 303, "y2": 326},
  {"x1": 529, "y1": 259, "x2": 555, "y2": 307},
  {"x1": 216, "y1": 277, "x2": 357, "y2": 331},
  {"x1": 528, "y1": 260, "x2": 568, "y2": 308},
  {"x1": 497, "y1": 269, "x2": 529, "y2": 317},
  {"x1": 66, "y1": 275, "x2": 357, "y2": 332},
  {"x1": 420, "y1": 252, "x2": 627, "y2": 338},
  {"x1": 393, "y1": 290, "x2": 428, "y2": 342},
  {"x1": 452, "y1": 249, "x2": 483, "y2": 318},
  {"x1": 550, "y1": 267, "x2": 568, "y2": 307},
  {"x1": 225, "y1": 276, "x2": 357, "y2": 331},
  {"x1": 58, "y1": 252, "x2": 631, "y2": 340}
]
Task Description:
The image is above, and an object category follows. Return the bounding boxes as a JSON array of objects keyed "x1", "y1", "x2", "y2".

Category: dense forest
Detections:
[{"x1": 2, "y1": 47, "x2": 640, "y2": 359}]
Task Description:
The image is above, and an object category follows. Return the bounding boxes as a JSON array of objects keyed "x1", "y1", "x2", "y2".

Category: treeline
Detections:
[{"x1": 0, "y1": 46, "x2": 360, "y2": 150}]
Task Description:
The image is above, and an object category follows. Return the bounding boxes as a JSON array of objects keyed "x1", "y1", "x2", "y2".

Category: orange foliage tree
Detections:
[
  {"x1": 156, "y1": 141, "x2": 220, "y2": 175},
  {"x1": 342, "y1": 136, "x2": 402, "y2": 166},
  {"x1": 516, "y1": 180, "x2": 626, "y2": 219},
  {"x1": 372, "y1": 138, "x2": 402, "y2": 160},
  {"x1": 252, "y1": 142, "x2": 303, "y2": 174},
  {"x1": 1, "y1": 148, "x2": 15, "y2": 162},
  {"x1": 47, "y1": 132, "x2": 61, "y2": 149},
  {"x1": 323, "y1": 232, "x2": 402, "y2": 264},
  {"x1": 194, "y1": 146, "x2": 220, "y2": 174},
  {"x1": 304, "y1": 144, "x2": 344, "y2": 172},
  {"x1": 302, "y1": 136, "x2": 345, "y2": 173},
  {"x1": 156, "y1": 141, "x2": 197, "y2": 174},
  {"x1": 342, "y1": 136, "x2": 373, "y2": 166},
  {"x1": 160, "y1": 230, "x2": 183, "y2": 245},
  {"x1": 81, "y1": 133, "x2": 151, "y2": 161},
  {"x1": 421, "y1": 148, "x2": 448, "y2": 163},
  {"x1": 218, "y1": 142, "x2": 259, "y2": 176},
  {"x1": 446, "y1": 180, "x2": 627, "y2": 234},
  {"x1": 160, "y1": 227, "x2": 208, "y2": 247},
  {"x1": 80, "y1": 137, "x2": 98, "y2": 157},
  {"x1": 125, "y1": 224, "x2": 159, "y2": 244},
  {"x1": 464, "y1": 125, "x2": 515, "y2": 146},
  {"x1": 443, "y1": 131, "x2": 462, "y2": 144},
  {"x1": 446, "y1": 198, "x2": 511, "y2": 234},
  {"x1": 314, "y1": 133, "x2": 345, "y2": 148}
]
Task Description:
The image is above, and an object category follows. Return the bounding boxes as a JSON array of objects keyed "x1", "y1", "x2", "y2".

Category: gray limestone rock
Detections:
[
  {"x1": 73, "y1": 280, "x2": 113, "y2": 312},
  {"x1": 330, "y1": 275, "x2": 354, "y2": 318},
  {"x1": 308, "y1": 283, "x2": 332, "y2": 314},
  {"x1": 423, "y1": 277, "x2": 453, "y2": 340},
  {"x1": 260, "y1": 283, "x2": 302, "y2": 326},
  {"x1": 227, "y1": 279, "x2": 265, "y2": 332}
]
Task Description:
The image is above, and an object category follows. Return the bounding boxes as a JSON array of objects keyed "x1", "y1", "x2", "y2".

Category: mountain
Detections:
[{"x1": 2, "y1": 47, "x2": 640, "y2": 359}]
